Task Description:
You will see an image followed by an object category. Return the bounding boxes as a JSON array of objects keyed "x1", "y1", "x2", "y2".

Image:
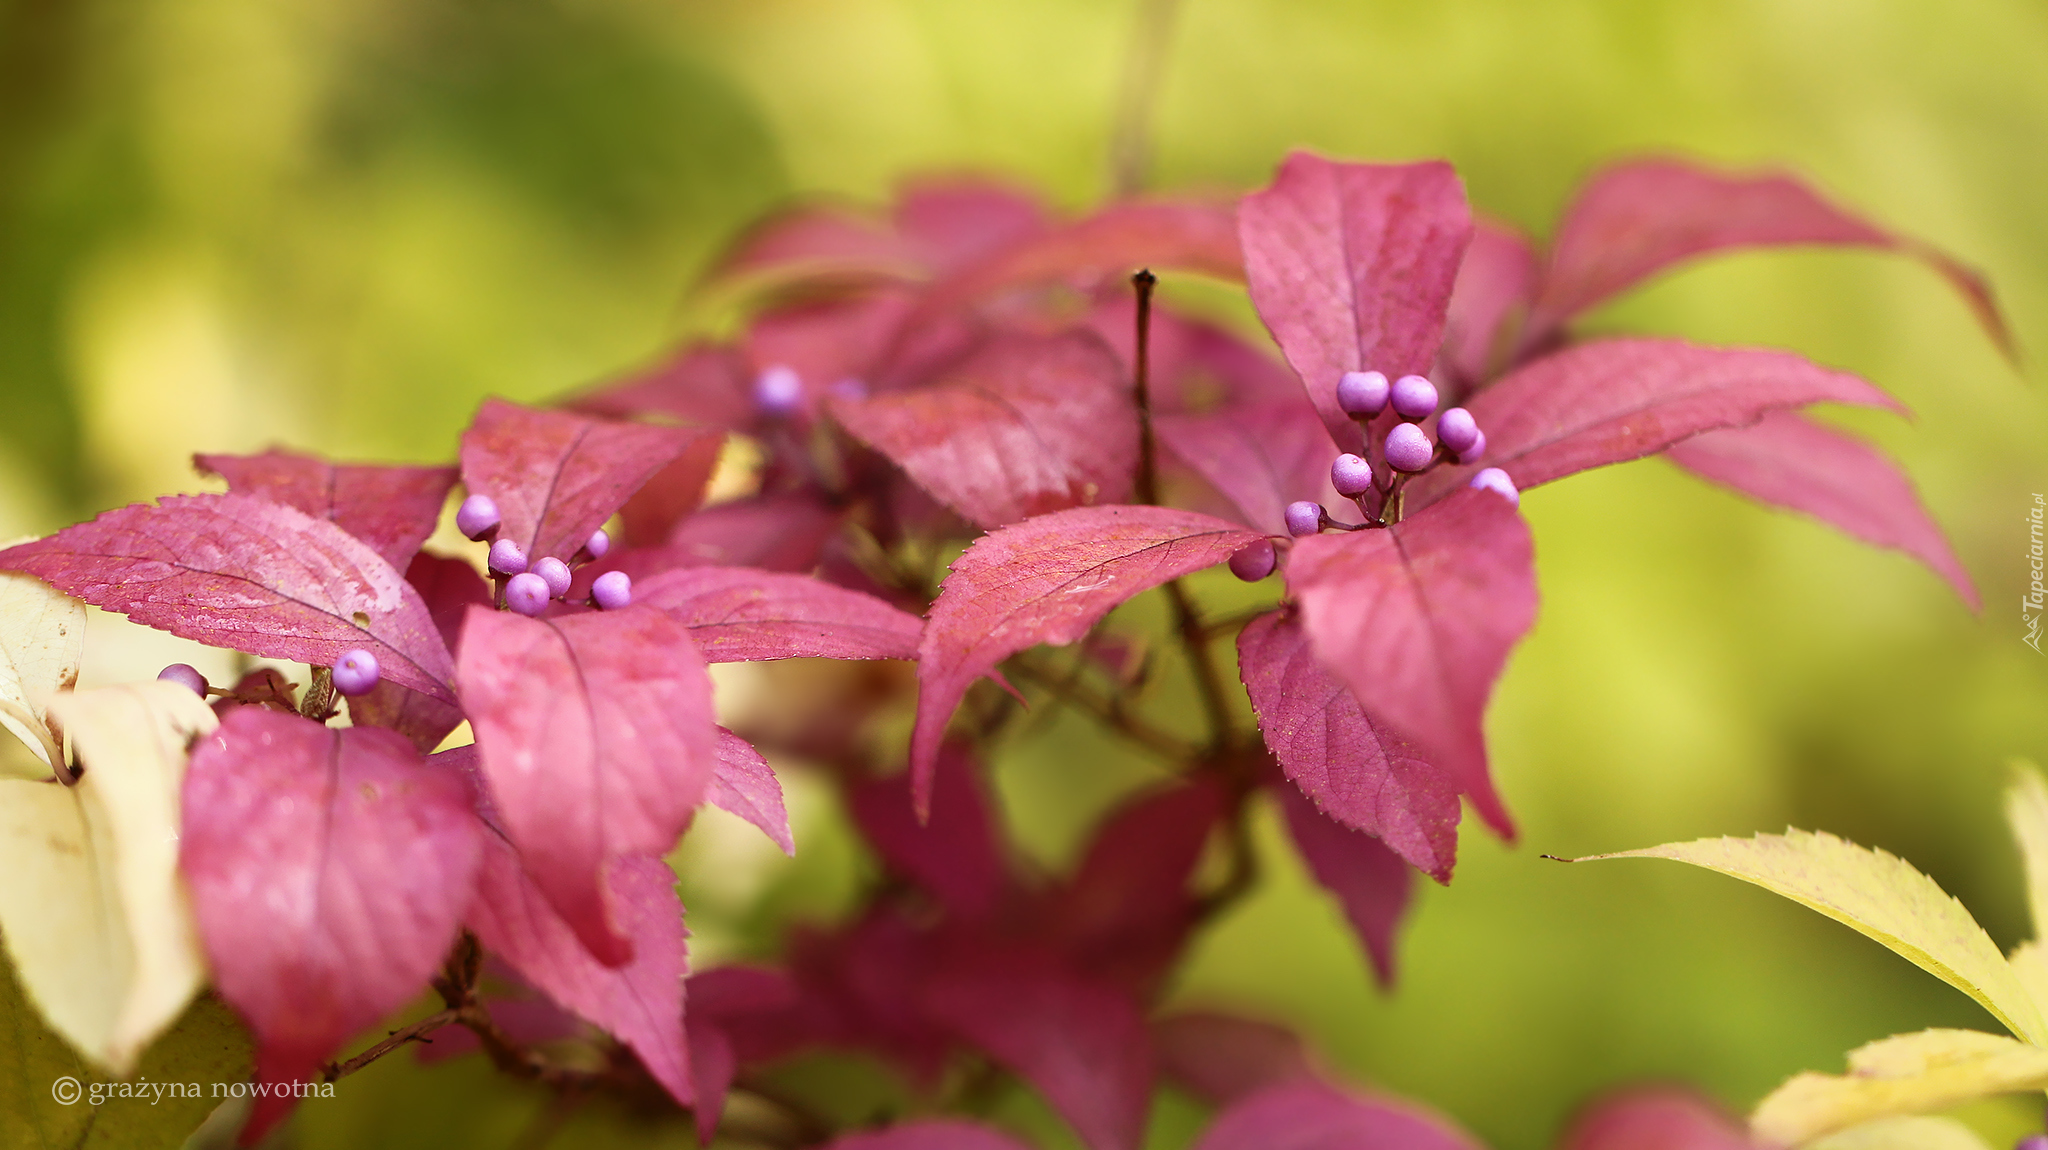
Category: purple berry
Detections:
[
  {"x1": 1436, "y1": 407, "x2": 1480, "y2": 456},
  {"x1": 1284, "y1": 501, "x2": 1324, "y2": 538},
  {"x1": 505, "y1": 572, "x2": 551, "y2": 617},
  {"x1": 533, "y1": 556, "x2": 572, "y2": 599},
  {"x1": 1469, "y1": 467, "x2": 1519, "y2": 507},
  {"x1": 456, "y1": 494, "x2": 501, "y2": 541},
  {"x1": 1228, "y1": 539, "x2": 1277, "y2": 582},
  {"x1": 1336, "y1": 370, "x2": 1390, "y2": 417},
  {"x1": 1390, "y1": 374, "x2": 1438, "y2": 420},
  {"x1": 488, "y1": 538, "x2": 528, "y2": 576},
  {"x1": 157, "y1": 663, "x2": 208, "y2": 697},
  {"x1": 1457, "y1": 428, "x2": 1487, "y2": 464},
  {"x1": 1330, "y1": 453, "x2": 1374, "y2": 497},
  {"x1": 1384, "y1": 422, "x2": 1434, "y2": 472},
  {"x1": 592, "y1": 570, "x2": 633, "y2": 611},
  {"x1": 2015, "y1": 1137, "x2": 2048, "y2": 1150},
  {"x1": 754, "y1": 365, "x2": 803, "y2": 417},
  {"x1": 584, "y1": 528, "x2": 611, "y2": 560},
  {"x1": 333, "y1": 650, "x2": 380, "y2": 697}
]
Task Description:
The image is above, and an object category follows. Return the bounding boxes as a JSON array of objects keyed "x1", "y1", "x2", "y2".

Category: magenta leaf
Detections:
[
  {"x1": 617, "y1": 434, "x2": 726, "y2": 547},
  {"x1": 1287, "y1": 488, "x2": 1536, "y2": 837},
  {"x1": 595, "y1": 493, "x2": 844, "y2": 583},
  {"x1": 347, "y1": 680, "x2": 464, "y2": 754},
  {"x1": 1527, "y1": 157, "x2": 2012, "y2": 356},
  {"x1": 1239, "y1": 610, "x2": 1459, "y2": 881},
  {"x1": 459, "y1": 398, "x2": 707, "y2": 565},
  {"x1": 1664, "y1": 408, "x2": 1978, "y2": 608},
  {"x1": 1087, "y1": 299, "x2": 1304, "y2": 414},
  {"x1": 195, "y1": 449, "x2": 458, "y2": 572},
  {"x1": 0, "y1": 493, "x2": 456, "y2": 702},
  {"x1": 1238, "y1": 153, "x2": 1473, "y2": 451},
  {"x1": 925, "y1": 198, "x2": 1243, "y2": 310},
  {"x1": 1051, "y1": 780, "x2": 1224, "y2": 992},
  {"x1": 923, "y1": 950, "x2": 1155, "y2": 1150},
  {"x1": 1559, "y1": 1086, "x2": 1760, "y2": 1150},
  {"x1": 466, "y1": 839, "x2": 691, "y2": 1106},
  {"x1": 1150, "y1": 1012, "x2": 1315, "y2": 1106},
  {"x1": 823, "y1": 1121, "x2": 1036, "y2": 1150},
  {"x1": 457, "y1": 605, "x2": 718, "y2": 965},
  {"x1": 701, "y1": 203, "x2": 916, "y2": 292},
  {"x1": 847, "y1": 746, "x2": 1008, "y2": 920},
  {"x1": 569, "y1": 344, "x2": 755, "y2": 430},
  {"x1": 710, "y1": 728, "x2": 794, "y2": 855},
  {"x1": 1438, "y1": 218, "x2": 1538, "y2": 391},
  {"x1": 635, "y1": 566, "x2": 923, "y2": 662},
  {"x1": 1156, "y1": 400, "x2": 1338, "y2": 534},
  {"x1": 404, "y1": 552, "x2": 493, "y2": 652},
  {"x1": 832, "y1": 329, "x2": 1139, "y2": 529},
  {"x1": 1193, "y1": 1081, "x2": 1484, "y2": 1150},
  {"x1": 911, "y1": 505, "x2": 1261, "y2": 814},
  {"x1": 181, "y1": 709, "x2": 480, "y2": 1138},
  {"x1": 893, "y1": 177, "x2": 1050, "y2": 274},
  {"x1": 1275, "y1": 782, "x2": 1417, "y2": 986}
]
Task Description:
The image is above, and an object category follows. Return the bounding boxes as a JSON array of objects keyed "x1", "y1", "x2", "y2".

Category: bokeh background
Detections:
[{"x1": 3, "y1": 0, "x2": 2047, "y2": 1146}]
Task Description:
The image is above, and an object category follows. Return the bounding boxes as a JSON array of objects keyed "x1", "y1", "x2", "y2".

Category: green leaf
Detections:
[
  {"x1": 1751, "y1": 1029, "x2": 2048, "y2": 1145},
  {"x1": 1570, "y1": 830, "x2": 2048, "y2": 1045},
  {"x1": 1807, "y1": 1116, "x2": 1995, "y2": 1150}
]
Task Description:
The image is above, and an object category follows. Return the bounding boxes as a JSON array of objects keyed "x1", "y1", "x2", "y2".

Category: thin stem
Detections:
[
  {"x1": 1163, "y1": 580, "x2": 1233, "y2": 747},
  {"x1": 1132, "y1": 268, "x2": 1160, "y2": 506},
  {"x1": 1108, "y1": 0, "x2": 1182, "y2": 196},
  {"x1": 322, "y1": 1009, "x2": 461, "y2": 1082},
  {"x1": 1008, "y1": 654, "x2": 1199, "y2": 762}
]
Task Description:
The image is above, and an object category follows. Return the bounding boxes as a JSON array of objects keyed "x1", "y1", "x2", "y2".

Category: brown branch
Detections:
[
  {"x1": 321, "y1": 1008, "x2": 461, "y2": 1082},
  {"x1": 1131, "y1": 268, "x2": 1161, "y2": 506},
  {"x1": 1162, "y1": 579, "x2": 1234, "y2": 747},
  {"x1": 1008, "y1": 654, "x2": 1199, "y2": 762}
]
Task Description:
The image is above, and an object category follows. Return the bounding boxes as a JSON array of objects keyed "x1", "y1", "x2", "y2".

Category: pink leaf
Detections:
[
  {"x1": 832, "y1": 330, "x2": 1140, "y2": 529},
  {"x1": 0, "y1": 493, "x2": 456, "y2": 703},
  {"x1": 456, "y1": 605, "x2": 718, "y2": 965},
  {"x1": 404, "y1": 552, "x2": 492, "y2": 652},
  {"x1": 459, "y1": 398, "x2": 707, "y2": 565},
  {"x1": 1559, "y1": 1086, "x2": 1759, "y2": 1150},
  {"x1": 1193, "y1": 1081, "x2": 1485, "y2": 1150},
  {"x1": 466, "y1": 839, "x2": 691, "y2": 1106},
  {"x1": 1438, "y1": 218, "x2": 1538, "y2": 392},
  {"x1": 824, "y1": 1120, "x2": 1036, "y2": 1150},
  {"x1": 568, "y1": 344, "x2": 755, "y2": 430},
  {"x1": 911, "y1": 505, "x2": 1261, "y2": 815},
  {"x1": 1151, "y1": 1012, "x2": 1315, "y2": 1106},
  {"x1": 595, "y1": 493, "x2": 843, "y2": 583},
  {"x1": 194, "y1": 449, "x2": 459, "y2": 572},
  {"x1": 1239, "y1": 609, "x2": 1460, "y2": 881},
  {"x1": 617, "y1": 433, "x2": 726, "y2": 548},
  {"x1": 893, "y1": 177, "x2": 1050, "y2": 274},
  {"x1": 1287, "y1": 488, "x2": 1537, "y2": 837},
  {"x1": 636, "y1": 566, "x2": 923, "y2": 662},
  {"x1": 346, "y1": 681, "x2": 464, "y2": 754},
  {"x1": 1275, "y1": 782, "x2": 1417, "y2": 986},
  {"x1": 347, "y1": 554, "x2": 485, "y2": 753},
  {"x1": 701, "y1": 204, "x2": 917, "y2": 291},
  {"x1": 1663, "y1": 408, "x2": 1978, "y2": 608},
  {"x1": 1238, "y1": 153, "x2": 1473, "y2": 452},
  {"x1": 847, "y1": 746, "x2": 1008, "y2": 920},
  {"x1": 710, "y1": 728, "x2": 793, "y2": 855},
  {"x1": 1155, "y1": 400, "x2": 1339, "y2": 534},
  {"x1": 1527, "y1": 157, "x2": 2013, "y2": 357},
  {"x1": 181, "y1": 709, "x2": 480, "y2": 1139},
  {"x1": 1052, "y1": 781, "x2": 1224, "y2": 992},
  {"x1": 925, "y1": 198, "x2": 1243, "y2": 311},
  {"x1": 1087, "y1": 299, "x2": 1304, "y2": 414}
]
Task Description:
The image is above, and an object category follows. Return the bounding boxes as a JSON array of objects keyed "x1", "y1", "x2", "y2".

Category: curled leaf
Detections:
[
  {"x1": 0, "y1": 569, "x2": 83, "y2": 773},
  {"x1": 1751, "y1": 1029, "x2": 2048, "y2": 1145},
  {"x1": 710, "y1": 729, "x2": 793, "y2": 856}
]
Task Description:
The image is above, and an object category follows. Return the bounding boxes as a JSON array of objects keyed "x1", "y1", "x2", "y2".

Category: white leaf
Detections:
[{"x1": 0, "y1": 567, "x2": 85, "y2": 774}]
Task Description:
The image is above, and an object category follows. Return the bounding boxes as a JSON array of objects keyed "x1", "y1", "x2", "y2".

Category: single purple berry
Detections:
[
  {"x1": 1436, "y1": 407, "x2": 1480, "y2": 455},
  {"x1": 1469, "y1": 467, "x2": 1519, "y2": 507},
  {"x1": 1228, "y1": 539, "x2": 1277, "y2": 582},
  {"x1": 533, "y1": 556, "x2": 572, "y2": 599},
  {"x1": 754, "y1": 365, "x2": 803, "y2": 417},
  {"x1": 1390, "y1": 374, "x2": 1438, "y2": 420},
  {"x1": 1284, "y1": 501, "x2": 1324, "y2": 538},
  {"x1": 505, "y1": 572, "x2": 551, "y2": 617},
  {"x1": 157, "y1": 663, "x2": 208, "y2": 697},
  {"x1": 1336, "y1": 370, "x2": 1390, "y2": 417},
  {"x1": 455, "y1": 494, "x2": 501, "y2": 541},
  {"x1": 583, "y1": 528, "x2": 611, "y2": 560},
  {"x1": 1384, "y1": 422, "x2": 1434, "y2": 472},
  {"x1": 1457, "y1": 428, "x2": 1487, "y2": 464},
  {"x1": 1330, "y1": 453, "x2": 1375, "y2": 497},
  {"x1": 488, "y1": 538, "x2": 528, "y2": 576},
  {"x1": 333, "y1": 650, "x2": 380, "y2": 697},
  {"x1": 592, "y1": 570, "x2": 633, "y2": 611}
]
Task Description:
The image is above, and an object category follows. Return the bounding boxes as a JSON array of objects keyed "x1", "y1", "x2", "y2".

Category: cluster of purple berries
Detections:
[{"x1": 459, "y1": 494, "x2": 632, "y2": 616}]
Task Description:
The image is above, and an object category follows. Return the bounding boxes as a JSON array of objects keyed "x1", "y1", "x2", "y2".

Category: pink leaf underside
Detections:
[
  {"x1": 568, "y1": 344, "x2": 755, "y2": 430},
  {"x1": 1559, "y1": 1087, "x2": 1759, "y2": 1150},
  {"x1": 1663, "y1": 407, "x2": 1979, "y2": 608},
  {"x1": 710, "y1": 728, "x2": 793, "y2": 855},
  {"x1": 1150, "y1": 1012, "x2": 1315, "y2": 1107},
  {"x1": 847, "y1": 745, "x2": 1008, "y2": 920},
  {"x1": 459, "y1": 397, "x2": 705, "y2": 564},
  {"x1": 635, "y1": 565, "x2": 924, "y2": 662},
  {"x1": 1286, "y1": 488, "x2": 1537, "y2": 838},
  {"x1": 1085, "y1": 299, "x2": 1305, "y2": 414},
  {"x1": 925, "y1": 198, "x2": 1244, "y2": 313},
  {"x1": 1193, "y1": 1081, "x2": 1485, "y2": 1150},
  {"x1": 181, "y1": 710, "x2": 480, "y2": 1139},
  {"x1": 1275, "y1": 781, "x2": 1417, "y2": 987},
  {"x1": 346, "y1": 552, "x2": 490, "y2": 752},
  {"x1": 922, "y1": 952, "x2": 1156, "y2": 1150},
  {"x1": 1437, "y1": 218, "x2": 1538, "y2": 391},
  {"x1": 830, "y1": 329, "x2": 1140, "y2": 529},
  {"x1": 1411, "y1": 338, "x2": 1908, "y2": 508},
  {"x1": 1238, "y1": 153, "x2": 1474, "y2": 454},
  {"x1": 824, "y1": 1121, "x2": 1037, "y2": 1150},
  {"x1": 1238, "y1": 609, "x2": 1460, "y2": 881},
  {"x1": 892, "y1": 178, "x2": 1051, "y2": 275},
  {"x1": 0, "y1": 493, "x2": 456, "y2": 703},
  {"x1": 1052, "y1": 781, "x2": 1224, "y2": 989},
  {"x1": 910, "y1": 505, "x2": 1263, "y2": 813},
  {"x1": 456, "y1": 605, "x2": 718, "y2": 966},
  {"x1": 194, "y1": 449, "x2": 459, "y2": 572},
  {"x1": 405, "y1": 552, "x2": 493, "y2": 652},
  {"x1": 1528, "y1": 156, "x2": 2013, "y2": 356},
  {"x1": 618, "y1": 433, "x2": 726, "y2": 547},
  {"x1": 466, "y1": 839, "x2": 691, "y2": 1106},
  {"x1": 1156, "y1": 400, "x2": 1341, "y2": 534}
]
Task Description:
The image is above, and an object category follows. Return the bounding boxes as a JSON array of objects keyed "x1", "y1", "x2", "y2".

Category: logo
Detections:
[
  {"x1": 2027, "y1": 494, "x2": 2045, "y2": 655},
  {"x1": 51, "y1": 1076, "x2": 81, "y2": 1105}
]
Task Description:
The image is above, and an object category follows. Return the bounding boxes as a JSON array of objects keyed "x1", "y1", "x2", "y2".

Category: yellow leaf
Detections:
[
  {"x1": 0, "y1": 568, "x2": 85, "y2": 776},
  {"x1": 1751, "y1": 1029, "x2": 2048, "y2": 1145},
  {"x1": 1806, "y1": 1115, "x2": 1995, "y2": 1150},
  {"x1": 0, "y1": 682, "x2": 218, "y2": 1075},
  {"x1": 1573, "y1": 831, "x2": 2048, "y2": 1045},
  {"x1": 2006, "y1": 761, "x2": 2048, "y2": 944}
]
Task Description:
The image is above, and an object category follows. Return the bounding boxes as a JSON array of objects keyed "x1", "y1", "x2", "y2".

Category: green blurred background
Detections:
[{"x1": 4, "y1": 0, "x2": 2046, "y2": 1146}]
